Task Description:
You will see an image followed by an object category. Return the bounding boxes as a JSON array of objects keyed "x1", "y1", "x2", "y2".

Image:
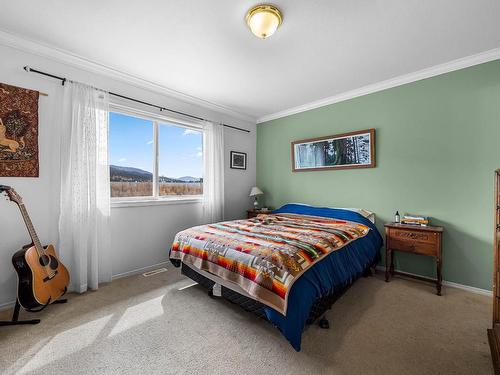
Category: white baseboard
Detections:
[
  {"x1": 374, "y1": 266, "x2": 492, "y2": 296},
  {"x1": 441, "y1": 280, "x2": 492, "y2": 296},
  {"x1": 0, "y1": 299, "x2": 16, "y2": 311},
  {"x1": 0, "y1": 261, "x2": 172, "y2": 312},
  {"x1": 111, "y1": 261, "x2": 171, "y2": 281}
]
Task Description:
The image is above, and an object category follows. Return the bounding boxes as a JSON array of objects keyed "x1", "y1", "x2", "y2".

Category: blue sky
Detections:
[{"x1": 109, "y1": 112, "x2": 203, "y2": 178}]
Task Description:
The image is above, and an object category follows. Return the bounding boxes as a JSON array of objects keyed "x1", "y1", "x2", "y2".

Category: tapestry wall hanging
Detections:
[{"x1": 0, "y1": 83, "x2": 39, "y2": 177}]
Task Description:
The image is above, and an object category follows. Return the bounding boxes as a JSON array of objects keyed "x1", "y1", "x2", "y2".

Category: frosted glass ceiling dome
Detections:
[{"x1": 245, "y1": 4, "x2": 283, "y2": 39}]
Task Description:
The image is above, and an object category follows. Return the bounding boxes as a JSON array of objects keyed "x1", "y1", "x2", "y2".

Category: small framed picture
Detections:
[{"x1": 230, "y1": 151, "x2": 247, "y2": 170}]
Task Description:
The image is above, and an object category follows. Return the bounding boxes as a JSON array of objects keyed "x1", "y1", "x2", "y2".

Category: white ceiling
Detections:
[{"x1": 1, "y1": 0, "x2": 500, "y2": 121}]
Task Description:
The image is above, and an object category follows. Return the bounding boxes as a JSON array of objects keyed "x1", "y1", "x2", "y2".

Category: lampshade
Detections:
[
  {"x1": 245, "y1": 5, "x2": 283, "y2": 39},
  {"x1": 249, "y1": 186, "x2": 264, "y2": 197}
]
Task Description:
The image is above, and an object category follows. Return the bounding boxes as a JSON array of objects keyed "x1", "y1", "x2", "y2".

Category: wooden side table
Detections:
[
  {"x1": 384, "y1": 223, "x2": 444, "y2": 295},
  {"x1": 247, "y1": 209, "x2": 272, "y2": 219}
]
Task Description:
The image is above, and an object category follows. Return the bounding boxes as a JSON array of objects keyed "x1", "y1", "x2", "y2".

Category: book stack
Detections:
[{"x1": 401, "y1": 214, "x2": 429, "y2": 227}]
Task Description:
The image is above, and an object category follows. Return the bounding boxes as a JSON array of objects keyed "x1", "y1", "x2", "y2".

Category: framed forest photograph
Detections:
[{"x1": 291, "y1": 128, "x2": 375, "y2": 172}]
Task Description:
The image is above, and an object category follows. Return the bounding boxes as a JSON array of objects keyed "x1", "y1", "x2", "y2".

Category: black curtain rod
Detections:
[{"x1": 23, "y1": 66, "x2": 250, "y2": 133}]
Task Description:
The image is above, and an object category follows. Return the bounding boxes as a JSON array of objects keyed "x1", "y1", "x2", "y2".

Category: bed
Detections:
[{"x1": 169, "y1": 203, "x2": 383, "y2": 351}]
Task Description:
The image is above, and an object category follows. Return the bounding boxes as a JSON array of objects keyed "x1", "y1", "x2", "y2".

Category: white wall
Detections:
[{"x1": 0, "y1": 43, "x2": 256, "y2": 308}]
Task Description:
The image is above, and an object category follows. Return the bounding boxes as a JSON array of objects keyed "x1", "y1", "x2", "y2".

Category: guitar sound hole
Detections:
[
  {"x1": 39, "y1": 255, "x2": 59, "y2": 270},
  {"x1": 49, "y1": 255, "x2": 59, "y2": 270},
  {"x1": 39, "y1": 255, "x2": 50, "y2": 266}
]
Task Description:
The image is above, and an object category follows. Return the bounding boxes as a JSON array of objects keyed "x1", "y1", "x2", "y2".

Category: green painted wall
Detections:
[{"x1": 257, "y1": 60, "x2": 500, "y2": 291}]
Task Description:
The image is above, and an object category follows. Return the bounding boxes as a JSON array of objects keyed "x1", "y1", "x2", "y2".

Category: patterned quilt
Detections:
[{"x1": 170, "y1": 213, "x2": 370, "y2": 315}]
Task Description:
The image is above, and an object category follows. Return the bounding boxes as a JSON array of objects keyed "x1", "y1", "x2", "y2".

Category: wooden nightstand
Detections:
[
  {"x1": 384, "y1": 223, "x2": 444, "y2": 295},
  {"x1": 247, "y1": 209, "x2": 272, "y2": 219}
]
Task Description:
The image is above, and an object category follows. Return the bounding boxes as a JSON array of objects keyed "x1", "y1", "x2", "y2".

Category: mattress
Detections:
[{"x1": 170, "y1": 212, "x2": 371, "y2": 314}]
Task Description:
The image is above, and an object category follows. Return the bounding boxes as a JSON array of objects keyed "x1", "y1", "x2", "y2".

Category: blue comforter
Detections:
[{"x1": 265, "y1": 204, "x2": 383, "y2": 351}]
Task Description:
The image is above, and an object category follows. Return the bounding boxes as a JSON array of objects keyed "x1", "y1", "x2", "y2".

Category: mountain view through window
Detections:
[{"x1": 109, "y1": 112, "x2": 203, "y2": 198}]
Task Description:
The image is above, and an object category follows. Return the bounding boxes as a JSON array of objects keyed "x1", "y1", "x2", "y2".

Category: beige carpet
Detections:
[{"x1": 0, "y1": 269, "x2": 492, "y2": 375}]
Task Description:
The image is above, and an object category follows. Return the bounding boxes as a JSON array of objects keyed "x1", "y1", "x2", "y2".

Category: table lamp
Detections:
[{"x1": 249, "y1": 187, "x2": 264, "y2": 209}]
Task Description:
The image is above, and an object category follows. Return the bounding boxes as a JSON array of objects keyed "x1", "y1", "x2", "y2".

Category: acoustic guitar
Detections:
[{"x1": 1, "y1": 185, "x2": 70, "y2": 311}]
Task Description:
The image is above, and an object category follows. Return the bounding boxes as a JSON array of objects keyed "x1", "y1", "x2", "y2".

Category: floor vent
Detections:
[{"x1": 142, "y1": 268, "x2": 168, "y2": 277}]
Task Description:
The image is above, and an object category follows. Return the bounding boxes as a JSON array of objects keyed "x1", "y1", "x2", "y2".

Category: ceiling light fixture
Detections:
[{"x1": 245, "y1": 4, "x2": 283, "y2": 39}]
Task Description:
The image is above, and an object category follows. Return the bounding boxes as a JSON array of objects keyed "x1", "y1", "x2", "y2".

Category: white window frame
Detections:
[{"x1": 109, "y1": 104, "x2": 204, "y2": 208}]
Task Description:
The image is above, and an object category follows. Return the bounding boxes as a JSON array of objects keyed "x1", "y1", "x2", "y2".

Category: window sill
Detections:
[{"x1": 111, "y1": 196, "x2": 203, "y2": 208}]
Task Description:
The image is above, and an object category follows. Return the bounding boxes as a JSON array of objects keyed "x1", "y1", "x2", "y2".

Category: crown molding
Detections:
[
  {"x1": 0, "y1": 29, "x2": 256, "y2": 123},
  {"x1": 257, "y1": 47, "x2": 500, "y2": 124}
]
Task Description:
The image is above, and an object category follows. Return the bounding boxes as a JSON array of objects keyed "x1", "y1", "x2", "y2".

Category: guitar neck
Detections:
[{"x1": 18, "y1": 203, "x2": 44, "y2": 255}]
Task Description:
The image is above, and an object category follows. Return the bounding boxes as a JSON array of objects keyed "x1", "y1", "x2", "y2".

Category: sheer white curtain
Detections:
[
  {"x1": 203, "y1": 121, "x2": 225, "y2": 223},
  {"x1": 59, "y1": 82, "x2": 111, "y2": 293}
]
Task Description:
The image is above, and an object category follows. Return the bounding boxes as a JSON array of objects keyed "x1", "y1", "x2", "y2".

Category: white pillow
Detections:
[{"x1": 342, "y1": 208, "x2": 376, "y2": 224}]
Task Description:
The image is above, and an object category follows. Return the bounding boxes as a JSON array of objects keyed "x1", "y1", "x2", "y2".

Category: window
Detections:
[
  {"x1": 109, "y1": 112, "x2": 154, "y2": 197},
  {"x1": 158, "y1": 124, "x2": 203, "y2": 196},
  {"x1": 109, "y1": 109, "x2": 203, "y2": 201}
]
